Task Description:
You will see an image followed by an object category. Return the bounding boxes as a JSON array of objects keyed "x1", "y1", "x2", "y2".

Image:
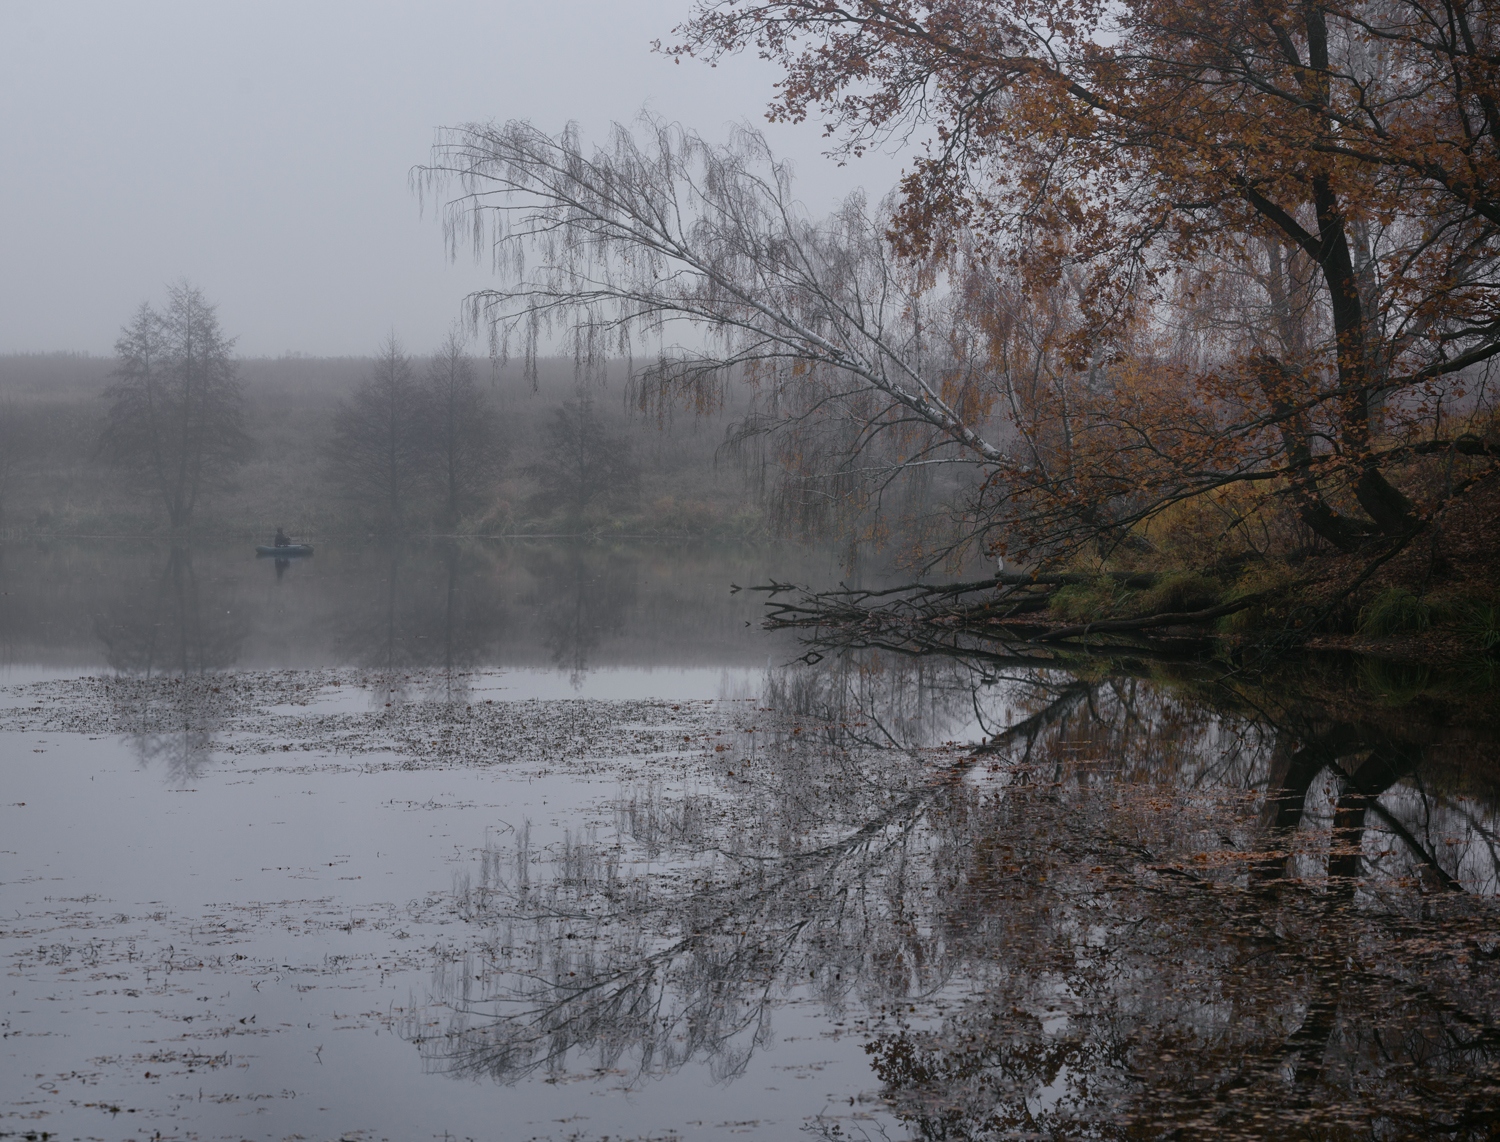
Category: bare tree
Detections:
[
  {"x1": 422, "y1": 329, "x2": 502, "y2": 529},
  {"x1": 419, "y1": 114, "x2": 1500, "y2": 592},
  {"x1": 525, "y1": 397, "x2": 640, "y2": 526},
  {"x1": 0, "y1": 400, "x2": 33, "y2": 532},
  {"x1": 329, "y1": 336, "x2": 425, "y2": 528},
  {"x1": 420, "y1": 118, "x2": 988, "y2": 554},
  {"x1": 99, "y1": 283, "x2": 250, "y2": 529}
]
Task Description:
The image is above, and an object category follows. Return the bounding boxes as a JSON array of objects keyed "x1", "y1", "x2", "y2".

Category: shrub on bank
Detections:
[
  {"x1": 1050, "y1": 578, "x2": 1128, "y2": 622},
  {"x1": 1459, "y1": 602, "x2": 1500, "y2": 653},
  {"x1": 1137, "y1": 571, "x2": 1222, "y2": 615},
  {"x1": 1358, "y1": 588, "x2": 1432, "y2": 637}
]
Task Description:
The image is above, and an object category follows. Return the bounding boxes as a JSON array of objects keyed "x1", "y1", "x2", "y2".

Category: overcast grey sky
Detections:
[{"x1": 0, "y1": 1, "x2": 901, "y2": 357}]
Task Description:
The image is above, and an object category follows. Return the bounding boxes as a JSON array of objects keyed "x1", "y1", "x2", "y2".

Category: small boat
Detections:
[{"x1": 256, "y1": 544, "x2": 314, "y2": 557}]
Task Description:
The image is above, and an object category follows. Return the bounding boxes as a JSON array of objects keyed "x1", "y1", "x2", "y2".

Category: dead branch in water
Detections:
[{"x1": 757, "y1": 570, "x2": 1273, "y2": 653}]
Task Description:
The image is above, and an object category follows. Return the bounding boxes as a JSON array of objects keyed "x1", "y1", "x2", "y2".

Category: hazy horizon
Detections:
[{"x1": 0, "y1": 1, "x2": 901, "y2": 358}]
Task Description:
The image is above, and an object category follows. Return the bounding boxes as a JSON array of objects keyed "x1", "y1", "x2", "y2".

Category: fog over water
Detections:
[
  {"x1": 4, "y1": 4, "x2": 1499, "y2": 1140},
  {"x1": 0, "y1": 540, "x2": 835, "y2": 675},
  {"x1": 2, "y1": 544, "x2": 1497, "y2": 1141}
]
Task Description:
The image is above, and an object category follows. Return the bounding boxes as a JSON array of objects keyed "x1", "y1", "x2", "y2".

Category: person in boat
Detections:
[{"x1": 274, "y1": 527, "x2": 291, "y2": 548}]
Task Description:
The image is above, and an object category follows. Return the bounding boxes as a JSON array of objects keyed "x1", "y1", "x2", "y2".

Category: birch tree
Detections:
[
  {"x1": 420, "y1": 0, "x2": 1500, "y2": 572},
  {"x1": 420, "y1": 118, "x2": 999, "y2": 552}
]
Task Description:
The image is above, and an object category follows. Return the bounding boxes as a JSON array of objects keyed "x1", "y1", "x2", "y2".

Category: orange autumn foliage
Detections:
[{"x1": 673, "y1": 0, "x2": 1500, "y2": 558}]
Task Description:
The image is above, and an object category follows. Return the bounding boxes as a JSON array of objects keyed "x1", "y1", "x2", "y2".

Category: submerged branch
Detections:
[{"x1": 757, "y1": 570, "x2": 1251, "y2": 653}]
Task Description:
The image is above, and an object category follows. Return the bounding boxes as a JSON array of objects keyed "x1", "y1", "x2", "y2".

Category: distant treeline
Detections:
[{"x1": 0, "y1": 347, "x2": 763, "y2": 540}]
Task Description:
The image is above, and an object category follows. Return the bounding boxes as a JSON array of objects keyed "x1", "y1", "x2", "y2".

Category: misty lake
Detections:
[{"x1": 2, "y1": 540, "x2": 1498, "y2": 1142}]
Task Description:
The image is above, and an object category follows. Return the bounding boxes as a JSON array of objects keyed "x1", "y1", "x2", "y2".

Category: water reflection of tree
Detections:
[
  {"x1": 407, "y1": 648, "x2": 1500, "y2": 1137},
  {"x1": 92, "y1": 545, "x2": 250, "y2": 780},
  {"x1": 331, "y1": 541, "x2": 508, "y2": 705},
  {"x1": 847, "y1": 671, "x2": 1500, "y2": 1140},
  {"x1": 524, "y1": 543, "x2": 637, "y2": 687}
]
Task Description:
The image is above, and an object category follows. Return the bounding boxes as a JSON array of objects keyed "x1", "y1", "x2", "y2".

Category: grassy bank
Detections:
[{"x1": 0, "y1": 353, "x2": 765, "y2": 542}]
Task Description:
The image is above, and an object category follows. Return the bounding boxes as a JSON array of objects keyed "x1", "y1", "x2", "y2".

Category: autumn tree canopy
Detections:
[{"x1": 672, "y1": 0, "x2": 1500, "y2": 557}]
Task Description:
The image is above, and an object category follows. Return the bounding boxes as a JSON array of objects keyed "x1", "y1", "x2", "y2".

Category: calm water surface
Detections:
[{"x1": 2, "y1": 540, "x2": 1497, "y2": 1141}]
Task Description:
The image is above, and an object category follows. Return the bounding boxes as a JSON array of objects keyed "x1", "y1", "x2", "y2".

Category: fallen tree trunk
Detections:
[
  {"x1": 758, "y1": 571, "x2": 1263, "y2": 650},
  {"x1": 762, "y1": 571, "x2": 1126, "y2": 625},
  {"x1": 1032, "y1": 595, "x2": 1264, "y2": 642}
]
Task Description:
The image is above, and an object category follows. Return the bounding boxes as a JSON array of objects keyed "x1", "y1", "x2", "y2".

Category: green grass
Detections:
[
  {"x1": 1356, "y1": 656, "x2": 1433, "y2": 705},
  {"x1": 1050, "y1": 571, "x2": 1223, "y2": 624},
  {"x1": 1050, "y1": 579, "x2": 1128, "y2": 622},
  {"x1": 1136, "y1": 571, "x2": 1222, "y2": 615},
  {"x1": 1459, "y1": 601, "x2": 1500, "y2": 653},
  {"x1": 1357, "y1": 588, "x2": 1431, "y2": 638}
]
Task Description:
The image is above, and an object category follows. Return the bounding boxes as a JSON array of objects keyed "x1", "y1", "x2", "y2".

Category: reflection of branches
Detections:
[
  {"x1": 331, "y1": 541, "x2": 508, "y2": 703},
  {"x1": 417, "y1": 812, "x2": 913, "y2": 1082},
  {"x1": 92, "y1": 546, "x2": 247, "y2": 778},
  {"x1": 94, "y1": 546, "x2": 248, "y2": 676},
  {"x1": 525, "y1": 543, "x2": 637, "y2": 687},
  {"x1": 406, "y1": 678, "x2": 1109, "y2": 1085},
  {"x1": 407, "y1": 648, "x2": 1500, "y2": 1135}
]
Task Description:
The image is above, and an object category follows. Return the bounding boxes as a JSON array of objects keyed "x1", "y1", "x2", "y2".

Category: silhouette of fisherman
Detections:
[{"x1": 274, "y1": 527, "x2": 291, "y2": 548}]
